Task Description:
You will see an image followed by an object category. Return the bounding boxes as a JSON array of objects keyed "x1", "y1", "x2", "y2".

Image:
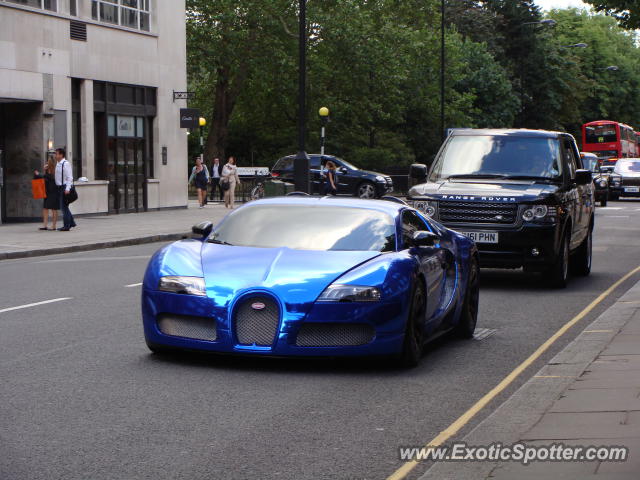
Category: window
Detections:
[
  {"x1": 564, "y1": 139, "x2": 578, "y2": 179},
  {"x1": 70, "y1": 0, "x2": 77, "y2": 15},
  {"x1": 5, "y1": 0, "x2": 57, "y2": 11},
  {"x1": 91, "y1": 0, "x2": 151, "y2": 31},
  {"x1": 402, "y1": 210, "x2": 428, "y2": 249}
]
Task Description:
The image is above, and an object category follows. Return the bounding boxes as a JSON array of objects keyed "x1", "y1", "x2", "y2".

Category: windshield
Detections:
[
  {"x1": 585, "y1": 124, "x2": 618, "y2": 144},
  {"x1": 209, "y1": 205, "x2": 396, "y2": 252},
  {"x1": 323, "y1": 157, "x2": 357, "y2": 170},
  {"x1": 429, "y1": 135, "x2": 563, "y2": 182},
  {"x1": 614, "y1": 159, "x2": 640, "y2": 175}
]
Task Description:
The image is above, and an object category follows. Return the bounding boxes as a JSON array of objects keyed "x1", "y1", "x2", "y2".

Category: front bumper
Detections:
[
  {"x1": 141, "y1": 289, "x2": 406, "y2": 357},
  {"x1": 375, "y1": 180, "x2": 394, "y2": 197},
  {"x1": 611, "y1": 186, "x2": 640, "y2": 197},
  {"x1": 449, "y1": 224, "x2": 561, "y2": 270}
]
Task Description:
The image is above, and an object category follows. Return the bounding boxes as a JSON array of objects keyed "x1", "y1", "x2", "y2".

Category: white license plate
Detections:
[
  {"x1": 624, "y1": 187, "x2": 639, "y2": 193},
  {"x1": 460, "y1": 231, "x2": 499, "y2": 244}
]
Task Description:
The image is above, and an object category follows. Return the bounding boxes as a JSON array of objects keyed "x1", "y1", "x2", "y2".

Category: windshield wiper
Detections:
[
  {"x1": 447, "y1": 174, "x2": 508, "y2": 180},
  {"x1": 208, "y1": 238, "x2": 234, "y2": 246}
]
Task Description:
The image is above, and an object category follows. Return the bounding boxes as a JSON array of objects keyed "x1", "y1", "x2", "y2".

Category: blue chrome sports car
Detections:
[{"x1": 141, "y1": 196, "x2": 479, "y2": 367}]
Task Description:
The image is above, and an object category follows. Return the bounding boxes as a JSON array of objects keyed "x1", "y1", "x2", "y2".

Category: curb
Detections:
[
  {"x1": 419, "y1": 278, "x2": 640, "y2": 480},
  {"x1": 0, "y1": 232, "x2": 190, "y2": 261}
]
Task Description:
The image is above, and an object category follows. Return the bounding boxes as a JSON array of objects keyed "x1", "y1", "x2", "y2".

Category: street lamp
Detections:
[
  {"x1": 198, "y1": 117, "x2": 206, "y2": 162},
  {"x1": 319, "y1": 107, "x2": 330, "y2": 155},
  {"x1": 517, "y1": 18, "x2": 557, "y2": 127},
  {"x1": 440, "y1": 0, "x2": 445, "y2": 141},
  {"x1": 294, "y1": 0, "x2": 310, "y2": 193},
  {"x1": 561, "y1": 43, "x2": 588, "y2": 48},
  {"x1": 601, "y1": 65, "x2": 619, "y2": 71}
]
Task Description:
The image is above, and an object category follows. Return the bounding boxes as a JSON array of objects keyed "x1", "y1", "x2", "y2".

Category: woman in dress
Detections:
[
  {"x1": 33, "y1": 157, "x2": 60, "y2": 230},
  {"x1": 221, "y1": 156, "x2": 241, "y2": 209},
  {"x1": 188, "y1": 157, "x2": 210, "y2": 208},
  {"x1": 324, "y1": 160, "x2": 338, "y2": 196}
]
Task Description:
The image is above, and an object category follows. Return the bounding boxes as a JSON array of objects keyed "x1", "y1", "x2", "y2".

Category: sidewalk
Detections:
[
  {"x1": 0, "y1": 201, "x2": 229, "y2": 260},
  {"x1": 421, "y1": 278, "x2": 640, "y2": 480}
]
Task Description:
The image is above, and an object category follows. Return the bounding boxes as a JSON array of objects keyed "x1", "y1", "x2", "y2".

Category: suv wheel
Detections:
[
  {"x1": 548, "y1": 231, "x2": 570, "y2": 288},
  {"x1": 571, "y1": 224, "x2": 592, "y2": 277},
  {"x1": 356, "y1": 181, "x2": 376, "y2": 199}
]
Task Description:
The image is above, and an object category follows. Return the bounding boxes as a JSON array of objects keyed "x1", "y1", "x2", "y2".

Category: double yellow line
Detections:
[{"x1": 387, "y1": 265, "x2": 640, "y2": 480}]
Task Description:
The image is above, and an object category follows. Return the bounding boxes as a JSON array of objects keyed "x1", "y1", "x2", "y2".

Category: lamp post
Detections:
[
  {"x1": 518, "y1": 18, "x2": 557, "y2": 127},
  {"x1": 440, "y1": 0, "x2": 445, "y2": 141},
  {"x1": 198, "y1": 117, "x2": 206, "y2": 163},
  {"x1": 294, "y1": 0, "x2": 310, "y2": 193},
  {"x1": 319, "y1": 107, "x2": 330, "y2": 155},
  {"x1": 561, "y1": 42, "x2": 588, "y2": 48}
]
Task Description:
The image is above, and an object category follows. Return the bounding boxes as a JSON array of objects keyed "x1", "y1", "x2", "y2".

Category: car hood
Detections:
[
  {"x1": 409, "y1": 180, "x2": 559, "y2": 202},
  {"x1": 200, "y1": 243, "x2": 380, "y2": 308}
]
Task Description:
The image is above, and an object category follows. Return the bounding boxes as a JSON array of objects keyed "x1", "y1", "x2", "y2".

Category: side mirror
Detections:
[
  {"x1": 412, "y1": 230, "x2": 440, "y2": 247},
  {"x1": 575, "y1": 169, "x2": 592, "y2": 185},
  {"x1": 192, "y1": 221, "x2": 213, "y2": 239},
  {"x1": 340, "y1": 167, "x2": 348, "y2": 174},
  {"x1": 409, "y1": 163, "x2": 428, "y2": 180}
]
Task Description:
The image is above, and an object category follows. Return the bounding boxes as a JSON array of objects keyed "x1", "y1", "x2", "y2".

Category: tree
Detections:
[{"x1": 584, "y1": 1, "x2": 640, "y2": 29}]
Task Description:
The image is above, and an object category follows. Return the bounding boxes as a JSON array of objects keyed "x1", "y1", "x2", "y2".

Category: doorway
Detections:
[{"x1": 108, "y1": 138, "x2": 146, "y2": 213}]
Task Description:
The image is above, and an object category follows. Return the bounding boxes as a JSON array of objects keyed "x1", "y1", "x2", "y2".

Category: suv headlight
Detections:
[
  {"x1": 611, "y1": 177, "x2": 621, "y2": 186},
  {"x1": 158, "y1": 276, "x2": 206, "y2": 296},
  {"x1": 318, "y1": 284, "x2": 381, "y2": 302},
  {"x1": 521, "y1": 205, "x2": 557, "y2": 223},
  {"x1": 375, "y1": 175, "x2": 386, "y2": 183}
]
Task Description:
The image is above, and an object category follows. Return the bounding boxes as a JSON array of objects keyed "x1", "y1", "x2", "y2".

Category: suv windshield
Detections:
[
  {"x1": 209, "y1": 205, "x2": 396, "y2": 252},
  {"x1": 429, "y1": 135, "x2": 563, "y2": 182}
]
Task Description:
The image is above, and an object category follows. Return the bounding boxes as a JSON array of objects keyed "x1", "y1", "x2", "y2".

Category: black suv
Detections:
[
  {"x1": 271, "y1": 154, "x2": 393, "y2": 198},
  {"x1": 408, "y1": 129, "x2": 594, "y2": 287}
]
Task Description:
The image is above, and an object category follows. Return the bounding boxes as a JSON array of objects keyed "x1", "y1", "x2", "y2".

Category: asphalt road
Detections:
[{"x1": 2, "y1": 199, "x2": 640, "y2": 480}]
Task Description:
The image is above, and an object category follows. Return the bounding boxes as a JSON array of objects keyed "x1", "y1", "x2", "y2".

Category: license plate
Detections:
[
  {"x1": 624, "y1": 187, "x2": 639, "y2": 193},
  {"x1": 459, "y1": 231, "x2": 499, "y2": 244}
]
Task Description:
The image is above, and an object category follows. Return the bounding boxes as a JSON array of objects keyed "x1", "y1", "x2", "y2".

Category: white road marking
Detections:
[
  {"x1": 125, "y1": 283, "x2": 143, "y2": 288},
  {"x1": 607, "y1": 215, "x2": 630, "y2": 218},
  {"x1": 599, "y1": 207, "x2": 623, "y2": 210},
  {"x1": 473, "y1": 328, "x2": 497, "y2": 341},
  {"x1": 0, "y1": 297, "x2": 72, "y2": 314}
]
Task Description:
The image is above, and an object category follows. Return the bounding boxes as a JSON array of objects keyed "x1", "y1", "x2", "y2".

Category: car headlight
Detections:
[
  {"x1": 317, "y1": 284, "x2": 381, "y2": 302},
  {"x1": 522, "y1": 205, "x2": 557, "y2": 223},
  {"x1": 599, "y1": 179, "x2": 607, "y2": 188},
  {"x1": 375, "y1": 175, "x2": 386, "y2": 182},
  {"x1": 158, "y1": 276, "x2": 206, "y2": 296},
  {"x1": 612, "y1": 178, "x2": 621, "y2": 186}
]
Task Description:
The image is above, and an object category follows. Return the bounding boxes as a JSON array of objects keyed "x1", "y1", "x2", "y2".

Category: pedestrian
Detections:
[
  {"x1": 33, "y1": 157, "x2": 59, "y2": 230},
  {"x1": 324, "y1": 160, "x2": 338, "y2": 195},
  {"x1": 54, "y1": 148, "x2": 76, "y2": 231},
  {"x1": 188, "y1": 156, "x2": 210, "y2": 208},
  {"x1": 209, "y1": 157, "x2": 223, "y2": 201},
  {"x1": 221, "y1": 156, "x2": 240, "y2": 209}
]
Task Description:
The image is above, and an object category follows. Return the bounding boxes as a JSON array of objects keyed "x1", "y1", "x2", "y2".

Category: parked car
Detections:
[
  {"x1": 581, "y1": 152, "x2": 609, "y2": 206},
  {"x1": 271, "y1": 154, "x2": 393, "y2": 198},
  {"x1": 141, "y1": 196, "x2": 479, "y2": 367},
  {"x1": 407, "y1": 129, "x2": 594, "y2": 288},
  {"x1": 609, "y1": 158, "x2": 640, "y2": 199}
]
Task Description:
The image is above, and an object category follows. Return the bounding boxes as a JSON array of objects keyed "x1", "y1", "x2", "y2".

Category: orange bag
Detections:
[{"x1": 32, "y1": 178, "x2": 46, "y2": 199}]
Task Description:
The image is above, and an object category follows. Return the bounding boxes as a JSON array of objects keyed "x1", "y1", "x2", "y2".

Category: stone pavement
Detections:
[
  {"x1": 0, "y1": 201, "x2": 229, "y2": 260},
  {"x1": 421, "y1": 278, "x2": 640, "y2": 480}
]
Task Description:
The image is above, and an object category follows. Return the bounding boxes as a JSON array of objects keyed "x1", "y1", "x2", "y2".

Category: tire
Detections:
[
  {"x1": 611, "y1": 193, "x2": 620, "y2": 201},
  {"x1": 454, "y1": 256, "x2": 479, "y2": 339},
  {"x1": 571, "y1": 223, "x2": 592, "y2": 277},
  {"x1": 250, "y1": 184, "x2": 265, "y2": 201},
  {"x1": 600, "y1": 194, "x2": 607, "y2": 207},
  {"x1": 397, "y1": 281, "x2": 426, "y2": 368},
  {"x1": 356, "y1": 181, "x2": 376, "y2": 199},
  {"x1": 547, "y1": 230, "x2": 570, "y2": 288}
]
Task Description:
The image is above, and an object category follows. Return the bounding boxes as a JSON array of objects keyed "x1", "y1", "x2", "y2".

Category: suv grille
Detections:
[
  {"x1": 234, "y1": 296, "x2": 280, "y2": 346},
  {"x1": 439, "y1": 201, "x2": 518, "y2": 225}
]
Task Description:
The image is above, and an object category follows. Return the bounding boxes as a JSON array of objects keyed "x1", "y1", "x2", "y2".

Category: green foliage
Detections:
[
  {"x1": 186, "y1": 1, "x2": 640, "y2": 172},
  {"x1": 584, "y1": 1, "x2": 640, "y2": 29}
]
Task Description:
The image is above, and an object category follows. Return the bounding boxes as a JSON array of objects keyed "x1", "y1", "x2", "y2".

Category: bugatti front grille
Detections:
[
  {"x1": 296, "y1": 324, "x2": 375, "y2": 347},
  {"x1": 234, "y1": 296, "x2": 280, "y2": 346},
  {"x1": 157, "y1": 314, "x2": 217, "y2": 341},
  {"x1": 439, "y1": 201, "x2": 518, "y2": 225}
]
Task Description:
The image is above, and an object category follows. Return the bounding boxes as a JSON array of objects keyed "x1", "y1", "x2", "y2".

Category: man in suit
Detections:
[{"x1": 209, "y1": 157, "x2": 223, "y2": 201}]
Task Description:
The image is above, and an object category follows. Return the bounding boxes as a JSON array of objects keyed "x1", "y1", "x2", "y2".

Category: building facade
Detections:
[{"x1": 0, "y1": 0, "x2": 188, "y2": 223}]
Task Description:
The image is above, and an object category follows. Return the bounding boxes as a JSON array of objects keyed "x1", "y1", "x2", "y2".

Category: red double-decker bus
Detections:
[{"x1": 582, "y1": 120, "x2": 637, "y2": 165}]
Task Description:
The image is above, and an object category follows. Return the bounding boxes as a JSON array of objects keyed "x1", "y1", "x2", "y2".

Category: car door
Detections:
[
  {"x1": 562, "y1": 136, "x2": 589, "y2": 248},
  {"x1": 401, "y1": 210, "x2": 449, "y2": 329},
  {"x1": 333, "y1": 160, "x2": 355, "y2": 194},
  {"x1": 309, "y1": 156, "x2": 322, "y2": 194}
]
